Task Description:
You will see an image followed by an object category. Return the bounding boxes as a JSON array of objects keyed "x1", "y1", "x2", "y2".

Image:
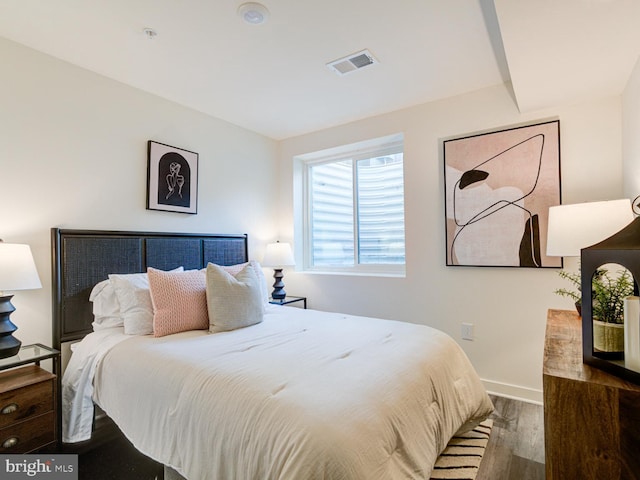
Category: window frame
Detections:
[{"x1": 297, "y1": 134, "x2": 406, "y2": 276}]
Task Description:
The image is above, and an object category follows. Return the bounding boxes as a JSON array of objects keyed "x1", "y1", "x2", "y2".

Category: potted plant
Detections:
[
  {"x1": 554, "y1": 269, "x2": 585, "y2": 315},
  {"x1": 555, "y1": 267, "x2": 634, "y2": 352}
]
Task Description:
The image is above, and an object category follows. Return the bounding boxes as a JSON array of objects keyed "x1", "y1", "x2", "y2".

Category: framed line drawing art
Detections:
[
  {"x1": 147, "y1": 141, "x2": 198, "y2": 214},
  {"x1": 444, "y1": 120, "x2": 561, "y2": 268}
]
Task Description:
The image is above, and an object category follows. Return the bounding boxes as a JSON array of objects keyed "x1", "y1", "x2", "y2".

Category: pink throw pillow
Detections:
[{"x1": 148, "y1": 268, "x2": 208, "y2": 337}]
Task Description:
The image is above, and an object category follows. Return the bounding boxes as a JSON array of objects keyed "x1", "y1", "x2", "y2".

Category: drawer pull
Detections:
[
  {"x1": 0, "y1": 404, "x2": 18, "y2": 415},
  {"x1": 2, "y1": 437, "x2": 18, "y2": 449}
]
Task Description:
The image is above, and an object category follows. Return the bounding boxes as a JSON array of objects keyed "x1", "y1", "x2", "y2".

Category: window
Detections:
[{"x1": 297, "y1": 134, "x2": 405, "y2": 275}]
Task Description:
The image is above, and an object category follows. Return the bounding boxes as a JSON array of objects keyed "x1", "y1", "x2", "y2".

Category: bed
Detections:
[{"x1": 52, "y1": 228, "x2": 493, "y2": 480}]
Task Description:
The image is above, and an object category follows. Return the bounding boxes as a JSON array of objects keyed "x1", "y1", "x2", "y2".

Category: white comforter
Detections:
[{"x1": 63, "y1": 306, "x2": 493, "y2": 479}]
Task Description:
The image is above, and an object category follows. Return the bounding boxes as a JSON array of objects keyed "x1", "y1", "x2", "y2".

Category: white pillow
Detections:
[
  {"x1": 204, "y1": 260, "x2": 268, "y2": 309},
  {"x1": 89, "y1": 280, "x2": 123, "y2": 331},
  {"x1": 89, "y1": 279, "x2": 119, "y2": 316},
  {"x1": 250, "y1": 261, "x2": 270, "y2": 307},
  {"x1": 109, "y1": 267, "x2": 184, "y2": 335},
  {"x1": 89, "y1": 280, "x2": 123, "y2": 330},
  {"x1": 206, "y1": 263, "x2": 264, "y2": 333}
]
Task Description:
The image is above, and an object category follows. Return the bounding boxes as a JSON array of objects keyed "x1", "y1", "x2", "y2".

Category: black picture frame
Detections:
[
  {"x1": 147, "y1": 141, "x2": 198, "y2": 214},
  {"x1": 443, "y1": 120, "x2": 561, "y2": 268}
]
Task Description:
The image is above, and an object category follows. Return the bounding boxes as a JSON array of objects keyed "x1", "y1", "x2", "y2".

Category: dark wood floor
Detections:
[
  {"x1": 76, "y1": 435, "x2": 163, "y2": 480},
  {"x1": 75, "y1": 394, "x2": 544, "y2": 480},
  {"x1": 477, "y1": 394, "x2": 545, "y2": 480}
]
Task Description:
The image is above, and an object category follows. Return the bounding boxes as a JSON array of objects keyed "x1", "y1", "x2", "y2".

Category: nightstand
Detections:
[
  {"x1": 543, "y1": 310, "x2": 640, "y2": 478},
  {"x1": 269, "y1": 296, "x2": 307, "y2": 309},
  {"x1": 0, "y1": 344, "x2": 60, "y2": 453}
]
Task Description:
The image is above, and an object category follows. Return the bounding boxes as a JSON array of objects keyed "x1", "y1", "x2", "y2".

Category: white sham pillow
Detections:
[
  {"x1": 109, "y1": 267, "x2": 184, "y2": 335},
  {"x1": 250, "y1": 260, "x2": 269, "y2": 307},
  {"x1": 206, "y1": 263, "x2": 264, "y2": 333},
  {"x1": 89, "y1": 280, "x2": 123, "y2": 330},
  {"x1": 203, "y1": 260, "x2": 268, "y2": 309}
]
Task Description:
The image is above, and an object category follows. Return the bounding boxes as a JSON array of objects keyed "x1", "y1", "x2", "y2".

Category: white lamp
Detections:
[
  {"x1": 547, "y1": 199, "x2": 634, "y2": 257},
  {"x1": 262, "y1": 242, "x2": 295, "y2": 300},
  {"x1": 0, "y1": 242, "x2": 42, "y2": 358}
]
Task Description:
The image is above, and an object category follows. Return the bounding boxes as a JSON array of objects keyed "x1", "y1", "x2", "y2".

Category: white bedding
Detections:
[{"x1": 63, "y1": 305, "x2": 493, "y2": 479}]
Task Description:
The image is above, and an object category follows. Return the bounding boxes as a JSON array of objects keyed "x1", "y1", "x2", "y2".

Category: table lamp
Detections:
[
  {"x1": 547, "y1": 199, "x2": 640, "y2": 383},
  {"x1": 262, "y1": 241, "x2": 295, "y2": 300},
  {"x1": 546, "y1": 199, "x2": 634, "y2": 258},
  {"x1": 0, "y1": 242, "x2": 42, "y2": 358}
]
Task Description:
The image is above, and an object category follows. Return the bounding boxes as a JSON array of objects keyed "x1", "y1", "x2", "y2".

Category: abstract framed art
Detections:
[
  {"x1": 147, "y1": 141, "x2": 198, "y2": 214},
  {"x1": 444, "y1": 120, "x2": 561, "y2": 268}
]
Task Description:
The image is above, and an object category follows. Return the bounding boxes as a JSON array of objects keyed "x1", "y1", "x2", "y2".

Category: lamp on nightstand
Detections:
[
  {"x1": 547, "y1": 199, "x2": 640, "y2": 384},
  {"x1": 262, "y1": 241, "x2": 295, "y2": 300},
  {"x1": 546, "y1": 199, "x2": 634, "y2": 258},
  {"x1": 547, "y1": 199, "x2": 634, "y2": 314},
  {"x1": 0, "y1": 242, "x2": 42, "y2": 359}
]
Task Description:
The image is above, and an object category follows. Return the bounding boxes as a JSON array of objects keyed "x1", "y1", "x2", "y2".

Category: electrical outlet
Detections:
[{"x1": 461, "y1": 323, "x2": 474, "y2": 341}]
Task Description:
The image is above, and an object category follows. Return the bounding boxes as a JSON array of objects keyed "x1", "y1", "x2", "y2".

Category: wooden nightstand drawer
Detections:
[
  {"x1": 0, "y1": 411, "x2": 55, "y2": 453},
  {"x1": 0, "y1": 365, "x2": 56, "y2": 453},
  {"x1": 0, "y1": 373, "x2": 54, "y2": 429}
]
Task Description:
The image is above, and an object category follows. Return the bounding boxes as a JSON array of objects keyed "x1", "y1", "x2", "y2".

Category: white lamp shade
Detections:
[
  {"x1": 0, "y1": 243, "x2": 42, "y2": 291},
  {"x1": 546, "y1": 199, "x2": 634, "y2": 257},
  {"x1": 262, "y1": 242, "x2": 295, "y2": 267}
]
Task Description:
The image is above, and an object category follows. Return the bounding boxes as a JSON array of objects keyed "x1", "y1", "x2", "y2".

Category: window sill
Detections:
[{"x1": 300, "y1": 269, "x2": 405, "y2": 278}]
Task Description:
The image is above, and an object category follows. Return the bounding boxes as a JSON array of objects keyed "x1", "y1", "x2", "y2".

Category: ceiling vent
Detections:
[{"x1": 327, "y1": 49, "x2": 378, "y2": 76}]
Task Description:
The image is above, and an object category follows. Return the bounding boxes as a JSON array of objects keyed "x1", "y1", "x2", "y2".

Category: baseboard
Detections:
[{"x1": 482, "y1": 379, "x2": 543, "y2": 405}]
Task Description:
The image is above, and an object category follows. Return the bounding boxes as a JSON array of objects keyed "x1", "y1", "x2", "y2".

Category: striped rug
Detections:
[{"x1": 429, "y1": 419, "x2": 493, "y2": 480}]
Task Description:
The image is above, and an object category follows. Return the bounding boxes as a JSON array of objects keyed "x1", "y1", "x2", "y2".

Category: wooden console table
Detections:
[{"x1": 543, "y1": 309, "x2": 640, "y2": 479}]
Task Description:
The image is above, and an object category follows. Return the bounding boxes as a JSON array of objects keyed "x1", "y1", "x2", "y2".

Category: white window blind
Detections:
[{"x1": 299, "y1": 135, "x2": 405, "y2": 275}]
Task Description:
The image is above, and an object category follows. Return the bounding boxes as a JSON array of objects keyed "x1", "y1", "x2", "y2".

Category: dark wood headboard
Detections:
[{"x1": 51, "y1": 228, "x2": 248, "y2": 350}]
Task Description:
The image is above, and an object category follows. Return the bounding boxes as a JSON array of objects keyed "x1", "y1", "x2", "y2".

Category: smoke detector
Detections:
[
  {"x1": 327, "y1": 49, "x2": 378, "y2": 76},
  {"x1": 238, "y1": 2, "x2": 270, "y2": 25}
]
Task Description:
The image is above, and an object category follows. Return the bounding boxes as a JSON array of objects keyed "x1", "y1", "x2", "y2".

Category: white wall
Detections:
[
  {"x1": 279, "y1": 83, "x2": 624, "y2": 402},
  {"x1": 1, "y1": 38, "x2": 278, "y2": 350},
  {"x1": 2, "y1": 34, "x2": 628, "y2": 403},
  {"x1": 623, "y1": 55, "x2": 640, "y2": 198}
]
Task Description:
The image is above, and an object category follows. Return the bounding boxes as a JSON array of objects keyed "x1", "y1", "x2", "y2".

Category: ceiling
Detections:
[{"x1": 0, "y1": 0, "x2": 638, "y2": 140}]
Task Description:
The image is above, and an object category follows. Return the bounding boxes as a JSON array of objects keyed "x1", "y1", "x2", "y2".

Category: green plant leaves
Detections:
[{"x1": 554, "y1": 267, "x2": 633, "y2": 324}]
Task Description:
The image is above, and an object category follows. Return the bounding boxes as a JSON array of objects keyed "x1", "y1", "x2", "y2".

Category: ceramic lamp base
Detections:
[
  {"x1": 0, "y1": 295, "x2": 21, "y2": 359},
  {"x1": 271, "y1": 268, "x2": 286, "y2": 300}
]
